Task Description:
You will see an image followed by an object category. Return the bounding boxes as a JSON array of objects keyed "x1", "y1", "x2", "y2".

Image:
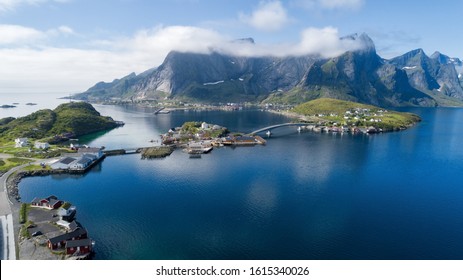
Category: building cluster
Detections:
[
  {"x1": 49, "y1": 147, "x2": 104, "y2": 171},
  {"x1": 162, "y1": 122, "x2": 266, "y2": 155},
  {"x1": 14, "y1": 137, "x2": 50, "y2": 149},
  {"x1": 308, "y1": 107, "x2": 387, "y2": 125},
  {"x1": 31, "y1": 196, "x2": 94, "y2": 257},
  {"x1": 161, "y1": 122, "x2": 227, "y2": 145},
  {"x1": 342, "y1": 108, "x2": 386, "y2": 123}
]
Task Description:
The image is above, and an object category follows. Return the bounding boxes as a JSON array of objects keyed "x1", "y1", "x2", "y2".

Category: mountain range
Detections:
[{"x1": 73, "y1": 33, "x2": 463, "y2": 107}]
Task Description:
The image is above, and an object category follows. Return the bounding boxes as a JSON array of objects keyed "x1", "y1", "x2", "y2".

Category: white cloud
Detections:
[
  {"x1": 0, "y1": 47, "x2": 152, "y2": 94},
  {"x1": 0, "y1": 24, "x2": 44, "y2": 44},
  {"x1": 126, "y1": 25, "x2": 226, "y2": 55},
  {"x1": 0, "y1": 24, "x2": 362, "y2": 94},
  {"x1": 293, "y1": 27, "x2": 361, "y2": 57},
  {"x1": 215, "y1": 26, "x2": 361, "y2": 58},
  {"x1": 292, "y1": 0, "x2": 364, "y2": 10},
  {"x1": 0, "y1": 0, "x2": 69, "y2": 13},
  {"x1": 109, "y1": 25, "x2": 362, "y2": 61},
  {"x1": 0, "y1": 24, "x2": 75, "y2": 45},
  {"x1": 239, "y1": 0, "x2": 289, "y2": 31},
  {"x1": 56, "y1": 25, "x2": 74, "y2": 35}
]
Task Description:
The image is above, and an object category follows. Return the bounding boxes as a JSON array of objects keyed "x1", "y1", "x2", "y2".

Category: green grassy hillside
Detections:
[{"x1": 0, "y1": 102, "x2": 119, "y2": 142}]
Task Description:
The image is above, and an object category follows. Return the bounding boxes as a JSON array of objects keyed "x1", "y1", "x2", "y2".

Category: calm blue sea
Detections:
[{"x1": 11, "y1": 97, "x2": 463, "y2": 260}]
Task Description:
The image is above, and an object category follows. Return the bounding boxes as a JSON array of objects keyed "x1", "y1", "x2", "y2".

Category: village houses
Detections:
[
  {"x1": 49, "y1": 147, "x2": 104, "y2": 171},
  {"x1": 14, "y1": 138, "x2": 29, "y2": 148}
]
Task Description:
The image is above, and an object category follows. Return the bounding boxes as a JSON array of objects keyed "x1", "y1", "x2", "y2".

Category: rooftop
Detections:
[
  {"x1": 65, "y1": 238, "x2": 92, "y2": 248},
  {"x1": 59, "y1": 157, "x2": 76, "y2": 165}
]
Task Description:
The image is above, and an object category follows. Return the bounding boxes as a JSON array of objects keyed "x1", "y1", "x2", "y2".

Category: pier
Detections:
[{"x1": 103, "y1": 148, "x2": 141, "y2": 156}]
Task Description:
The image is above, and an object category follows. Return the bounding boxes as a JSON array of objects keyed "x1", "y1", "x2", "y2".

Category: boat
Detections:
[{"x1": 266, "y1": 130, "x2": 272, "y2": 137}]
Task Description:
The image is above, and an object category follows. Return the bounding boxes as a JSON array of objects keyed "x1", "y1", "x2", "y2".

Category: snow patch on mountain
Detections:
[{"x1": 203, "y1": 80, "x2": 224, "y2": 86}]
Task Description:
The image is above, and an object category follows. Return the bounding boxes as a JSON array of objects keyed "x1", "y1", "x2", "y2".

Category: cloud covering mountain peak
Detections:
[{"x1": 128, "y1": 25, "x2": 364, "y2": 59}]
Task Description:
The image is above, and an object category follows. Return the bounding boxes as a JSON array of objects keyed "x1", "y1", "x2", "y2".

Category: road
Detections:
[{"x1": 0, "y1": 163, "x2": 30, "y2": 260}]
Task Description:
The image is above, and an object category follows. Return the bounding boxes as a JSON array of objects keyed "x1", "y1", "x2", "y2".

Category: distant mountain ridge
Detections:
[{"x1": 73, "y1": 33, "x2": 463, "y2": 107}]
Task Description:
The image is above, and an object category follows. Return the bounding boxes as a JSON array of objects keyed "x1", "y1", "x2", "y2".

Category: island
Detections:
[
  {"x1": 1, "y1": 104, "x2": 16, "y2": 108},
  {"x1": 161, "y1": 121, "x2": 266, "y2": 155},
  {"x1": 0, "y1": 102, "x2": 123, "y2": 145},
  {"x1": 1, "y1": 102, "x2": 124, "y2": 178}
]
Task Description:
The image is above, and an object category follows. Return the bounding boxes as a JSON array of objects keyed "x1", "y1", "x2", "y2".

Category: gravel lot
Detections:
[{"x1": 19, "y1": 207, "x2": 66, "y2": 260}]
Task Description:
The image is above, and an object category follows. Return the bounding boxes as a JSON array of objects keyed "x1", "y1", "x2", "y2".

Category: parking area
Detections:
[
  {"x1": 27, "y1": 207, "x2": 63, "y2": 238},
  {"x1": 19, "y1": 207, "x2": 65, "y2": 259}
]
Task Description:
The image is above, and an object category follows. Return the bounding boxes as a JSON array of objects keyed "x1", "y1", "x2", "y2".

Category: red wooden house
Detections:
[
  {"x1": 65, "y1": 239, "x2": 93, "y2": 255},
  {"x1": 48, "y1": 228, "x2": 88, "y2": 250},
  {"x1": 31, "y1": 195, "x2": 63, "y2": 209}
]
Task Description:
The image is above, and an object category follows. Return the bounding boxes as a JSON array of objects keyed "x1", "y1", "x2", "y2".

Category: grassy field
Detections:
[
  {"x1": 140, "y1": 146, "x2": 174, "y2": 159},
  {"x1": 0, "y1": 157, "x2": 34, "y2": 173}
]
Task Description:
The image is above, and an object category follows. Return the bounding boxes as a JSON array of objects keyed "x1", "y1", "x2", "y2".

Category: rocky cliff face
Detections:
[
  {"x1": 73, "y1": 34, "x2": 463, "y2": 107},
  {"x1": 390, "y1": 49, "x2": 463, "y2": 100},
  {"x1": 126, "y1": 51, "x2": 318, "y2": 102},
  {"x1": 296, "y1": 40, "x2": 435, "y2": 107}
]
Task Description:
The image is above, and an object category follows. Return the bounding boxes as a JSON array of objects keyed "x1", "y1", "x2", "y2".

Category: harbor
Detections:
[{"x1": 9, "y1": 104, "x2": 463, "y2": 260}]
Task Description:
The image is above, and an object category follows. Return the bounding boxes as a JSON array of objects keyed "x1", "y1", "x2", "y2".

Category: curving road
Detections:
[{"x1": 0, "y1": 163, "x2": 30, "y2": 260}]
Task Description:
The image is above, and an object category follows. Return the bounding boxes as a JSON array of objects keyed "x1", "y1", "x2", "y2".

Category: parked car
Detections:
[{"x1": 31, "y1": 231, "x2": 42, "y2": 237}]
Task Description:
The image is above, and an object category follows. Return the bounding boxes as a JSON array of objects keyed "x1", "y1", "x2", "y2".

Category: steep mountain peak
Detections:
[
  {"x1": 341, "y1": 32, "x2": 376, "y2": 53},
  {"x1": 431, "y1": 51, "x2": 462, "y2": 66},
  {"x1": 358, "y1": 33, "x2": 376, "y2": 50},
  {"x1": 73, "y1": 33, "x2": 463, "y2": 107},
  {"x1": 409, "y1": 48, "x2": 426, "y2": 57},
  {"x1": 431, "y1": 51, "x2": 443, "y2": 59},
  {"x1": 390, "y1": 48, "x2": 429, "y2": 67}
]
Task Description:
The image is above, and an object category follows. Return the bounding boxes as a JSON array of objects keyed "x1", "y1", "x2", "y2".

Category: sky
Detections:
[{"x1": 0, "y1": 0, "x2": 461, "y2": 94}]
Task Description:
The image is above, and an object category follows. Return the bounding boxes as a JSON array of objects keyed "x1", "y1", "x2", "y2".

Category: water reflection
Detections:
[{"x1": 17, "y1": 106, "x2": 463, "y2": 259}]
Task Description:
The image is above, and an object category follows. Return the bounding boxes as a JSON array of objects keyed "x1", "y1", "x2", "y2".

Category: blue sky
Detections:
[{"x1": 0, "y1": 0, "x2": 461, "y2": 94}]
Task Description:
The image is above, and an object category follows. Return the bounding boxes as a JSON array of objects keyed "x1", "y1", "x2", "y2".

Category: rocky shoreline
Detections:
[{"x1": 7, "y1": 169, "x2": 72, "y2": 202}]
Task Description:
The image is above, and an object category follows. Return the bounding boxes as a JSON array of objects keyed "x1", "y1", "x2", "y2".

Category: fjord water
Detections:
[{"x1": 17, "y1": 103, "x2": 463, "y2": 259}]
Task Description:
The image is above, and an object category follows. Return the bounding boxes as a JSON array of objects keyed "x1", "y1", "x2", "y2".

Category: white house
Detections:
[
  {"x1": 15, "y1": 138, "x2": 29, "y2": 148},
  {"x1": 50, "y1": 157, "x2": 77, "y2": 170},
  {"x1": 201, "y1": 122, "x2": 209, "y2": 129},
  {"x1": 58, "y1": 204, "x2": 77, "y2": 222},
  {"x1": 70, "y1": 156, "x2": 93, "y2": 170},
  {"x1": 77, "y1": 147, "x2": 103, "y2": 159},
  {"x1": 34, "y1": 142, "x2": 50, "y2": 149}
]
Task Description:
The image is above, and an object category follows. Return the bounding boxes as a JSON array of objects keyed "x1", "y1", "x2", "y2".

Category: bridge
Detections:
[
  {"x1": 247, "y1": 123, "x2": 312, "y2": 135},
  {"x1": 153, "y1": 107, "x2": 165, "y2": 115},
  {"x1": 103, "y1": 147, "x2": 143, "y2": 156}
]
